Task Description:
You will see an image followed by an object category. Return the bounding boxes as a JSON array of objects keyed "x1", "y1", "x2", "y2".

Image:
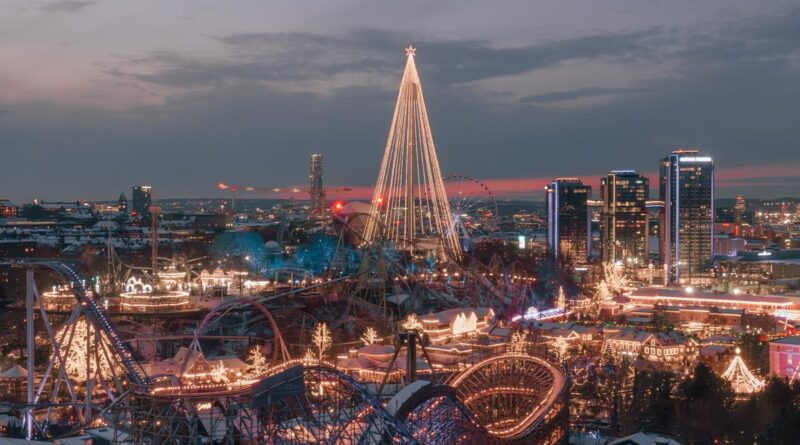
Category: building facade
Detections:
[
  {"x1": 118, "y1": 193, "x2": 128, "y2": 214},
  {"x1": 769, "y1": 336, "x2": 800, "y2": 380},
  {"x1": 547, "y1": 178, "x2": 591, "y2": 263},
  {"x1": 603, "y1": 328, "x2": 697, "y2": 366},
  {"x1": 309, "y1": 154, "x2": 325, "y2": 216},
  {"x1": 660, "y1": 150, "x2": 715, "y2": 284},
  {"x1": 734, "y1": 194, "x2": 745, "y2": 225},
  {"x1": 132, "y1": 185, "x2": 152, "y2": 216},
  {"x1": 600, "y1": 170, "x2": 649, "y2": 266}
]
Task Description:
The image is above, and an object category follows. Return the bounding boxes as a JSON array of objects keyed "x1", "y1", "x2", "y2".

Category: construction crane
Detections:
[
  {"x1": 217, "y1": 182, "x2": 352, "y2": 212},
  {"x1": 34, "y1": 200, "x2": 87, "y2": 207}
]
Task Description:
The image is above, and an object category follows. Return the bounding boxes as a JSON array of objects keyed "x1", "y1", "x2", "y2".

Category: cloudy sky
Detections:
[{"x1": 1, "y1": 0, "x2": 799, "y2": 202}]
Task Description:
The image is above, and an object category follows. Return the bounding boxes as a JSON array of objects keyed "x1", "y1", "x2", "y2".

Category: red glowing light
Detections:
[{"x1": 331, "y1": 201, "x2": 345, "y2": 213}]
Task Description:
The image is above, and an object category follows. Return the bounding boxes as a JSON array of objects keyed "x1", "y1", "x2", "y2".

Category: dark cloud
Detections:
[
  {"x1": 113, "y1": 28, "x2": 660, "y2": 89},
  {"x1": 40, "y1": 1, "x2": 96, "y2": 13},
  {"x1": 519, "y1": 87, "x2": 653, "y2": 104},
  {"x1": 3, "y1": 6, "x2": 800, "y2": 201}
]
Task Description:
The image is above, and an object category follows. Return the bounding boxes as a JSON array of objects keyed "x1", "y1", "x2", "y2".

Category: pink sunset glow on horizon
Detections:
[{"x1": 244, "y1": 162, "x2": 800, "y2": 201}]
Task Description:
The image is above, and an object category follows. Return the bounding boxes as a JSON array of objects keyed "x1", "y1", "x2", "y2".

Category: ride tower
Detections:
[{"x1": 364, "y1": 47, "x2": 461, "y2": 260}]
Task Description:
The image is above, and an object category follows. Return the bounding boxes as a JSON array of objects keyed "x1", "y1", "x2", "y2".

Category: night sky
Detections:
[{"x1": 1, "y1": 1, "x2": 799, "y2": 202}]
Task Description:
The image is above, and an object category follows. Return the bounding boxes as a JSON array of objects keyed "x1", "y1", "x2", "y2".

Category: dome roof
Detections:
[
  {"x1": 340, "y1": 201, "x2": 371, "y2": 216},
  {"x1": 264, "y1": 240, "x2": 282, "y2": 255}
]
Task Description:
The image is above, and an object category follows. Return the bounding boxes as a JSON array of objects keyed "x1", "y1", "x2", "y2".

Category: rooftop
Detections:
[{"x1": 771, "y1": 335, "x2": 800, "y2": 346}]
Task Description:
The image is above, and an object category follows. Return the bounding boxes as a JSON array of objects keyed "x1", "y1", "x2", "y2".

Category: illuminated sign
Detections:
[
  {"x1": 125, "y1": 277, "x2": 152, "y2": 294},
  {"x1": 518, "y1": 235, "x2": 526, "y2": 249}
]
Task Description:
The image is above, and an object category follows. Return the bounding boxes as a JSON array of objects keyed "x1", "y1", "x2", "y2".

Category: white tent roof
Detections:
[{"x1": 0, "y1": 365, "x2": 28, "y2": 379}]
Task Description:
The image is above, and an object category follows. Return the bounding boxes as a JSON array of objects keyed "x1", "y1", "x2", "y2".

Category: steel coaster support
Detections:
[{"x1": 25, "y1": 269, "x2": 34, "y2": 440}]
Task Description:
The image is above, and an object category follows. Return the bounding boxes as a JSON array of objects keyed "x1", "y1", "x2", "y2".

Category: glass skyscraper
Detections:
[
  {"x1": 600, "y1": 171, "x2": 649, "y2": 266},
  {"x1": 547, "y1": 178, "x2": 591, "y2": 263},
  {"x1": 659, "y1": 150, "x2": 714, "y2": 284}
]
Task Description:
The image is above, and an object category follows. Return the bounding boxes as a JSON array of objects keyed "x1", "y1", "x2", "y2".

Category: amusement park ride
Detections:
[
  {"x1": 2, "y1": 48, "x2": 568, "y2": 444},
  {"x1": 13, "y1": 259, "x2": 569, "y2": 444}
]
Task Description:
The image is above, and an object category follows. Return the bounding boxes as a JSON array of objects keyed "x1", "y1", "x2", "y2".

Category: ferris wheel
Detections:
[{"x1": 443, "y1": 174, "x2": 500, "y2": 249}]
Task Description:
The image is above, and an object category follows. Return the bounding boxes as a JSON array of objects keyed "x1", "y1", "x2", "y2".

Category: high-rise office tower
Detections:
[
  {"x1": 601, "y1": 170, "x2": 649, "y2": 266},
  {"x1": 547, "y1": 178, "x2": 591, "y2": 263},
  {"x1": 734, "y1": 194, "x2": 745, "y2": 225},
  {"x1": 660, "y1": 149, "x2": 715, "y2": 284},
  {"x1": 309, "y1": 154, "x2": 325, "y2": 216},
  {"x1": 132, "y1": 185, "x2": 152, "y2": 216}
]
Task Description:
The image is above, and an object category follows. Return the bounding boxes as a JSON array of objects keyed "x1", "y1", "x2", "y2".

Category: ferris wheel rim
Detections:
[{"x1": 443, "y1": 174, "x2": 500, "y2": 234}]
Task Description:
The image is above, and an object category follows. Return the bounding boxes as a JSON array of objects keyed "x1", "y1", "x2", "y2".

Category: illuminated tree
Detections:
[
  {"x1": 556, "y1": 286, "x2": 566, "y2": 310},
  {"x1": 54, "y1": 317, "x2": 121, "y2": 383},
  {"x1": 602, "y1": 262, "x2": 630, "y2": 295},
  {"x1": 509, "y1": 331, "x2": 527, "y2": 354},
  {"x1": 589, "y1": 280, "x2": 612, "y2": 316},
  {"x1": 309, "y1": 322, "x2": 332, "y2": 363},
  {"x1": 402, "y1": 314, "x2": 423, "y2": 331},
  {"x1": 363, "y1": 47, "x2": 461, "y2": 260},
  {"x1": 553, "y1": 336, "x2": 569, "y2": 361},
  {"x1": 360, "y1": 327, "x2": 380, "y2": 346},
  {"x1": 246, "y1": 347, "x2": 268, "y2": 377},
  {"x1": 210, "y1": 361, "x2": 228, "y2": 383}
]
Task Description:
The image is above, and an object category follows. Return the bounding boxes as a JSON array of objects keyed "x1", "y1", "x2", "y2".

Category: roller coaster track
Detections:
[
  {"x1": 19, "y1": 261, "x2": 567, "y2": 444},
  {"x1": 382, "y1": 353, "x2": 569, "y2": 444},
  {"x1": 29, "y1": 261, "x2": 149, "y2": 386},
  {"x1": 448, "y1": 353, "x2": 570, "y2": 442}
]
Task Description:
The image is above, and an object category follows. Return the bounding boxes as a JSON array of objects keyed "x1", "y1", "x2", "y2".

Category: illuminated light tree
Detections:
[
  {"x1": 210, "y1": 361, "x2": 229, "y2": 383},
  {"x1": 54, "y1": 317, "x2": 121, "y2": 383},
  {"x1": 602, "y1": 262, "x2": 630, "y2": 295},
  {"x1": 360, "y1": 327, "x2": 380, "y2": 346},
  {"x1": 402, "y1": 314, "x2": 423, "y2": 331},
  {"x1": 721, "y1": 347, "x2": 765, "y2": 394},
  {"x1": 509, "y1": 331, "x2": 527, "y2": 354},
  {"x1": 556, "y1": 286, "x2": 566, "y2": 310},
  {"x1": 309, "y1": 322, "x2": 332, "y2": 363},
  {"x1": 363, "y1": 47, "x2": 461, "y2": 260},
  {"x1": 597, "y1": 280, "x2": 613, "y2": 301},
  {"x1": 553, "y1": 336, "x2": 569, "y2": 361},
  {"x1": 246, "y1": 347, "x2": 268, "y2": 377},
  {"x1": 589, "y1": 281, "x2": 612, "y2": 316}
]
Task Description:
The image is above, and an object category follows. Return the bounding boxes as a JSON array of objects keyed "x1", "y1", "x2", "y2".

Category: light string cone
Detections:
[{"x1": 364, "y1": 46, "x2": 461, "y2": 260}]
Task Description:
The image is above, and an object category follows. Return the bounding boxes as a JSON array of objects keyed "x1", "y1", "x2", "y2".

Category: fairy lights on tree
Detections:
[
  {"x1": 556, "y1": 286, "x2": 566, "y2": 310},
  {"x1": 590, "y1": 262, "x2": 630, "y2": 314},
  {"x1": 246, "y1": 347, "x2": 268, "y2": 377},
  {"x1": 308, "y1": 322, "x2": 332, "y2": 363},
  {"x1": 360, "y1": 327, "x2": 380, "y2": 346},
  {"x1": 509, "y1": 331, "x2": 527, "y2": 354},
  {"x1": 210, "y1": 361, "x2": 229, "y2": 383},
  {"x1": 721, "y1": 347, "x2": 765, "y2": 394},
  {"x1": 54, "y1": 317, "x2": 121, "y2": 383},
  {"x1": 403, "y1": 314, "x2": 423, "y2": 331},
  {"x1": 553, "y1": 336, "x2": 569, "y2": 361},
  {"x1": 602, "y1": 262, "x2": 630, "y2": 296}
]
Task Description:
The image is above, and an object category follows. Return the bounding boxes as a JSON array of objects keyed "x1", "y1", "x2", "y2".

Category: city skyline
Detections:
[{"x1": 2, "y1": 1, "x2": 800, "y2": 201}]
